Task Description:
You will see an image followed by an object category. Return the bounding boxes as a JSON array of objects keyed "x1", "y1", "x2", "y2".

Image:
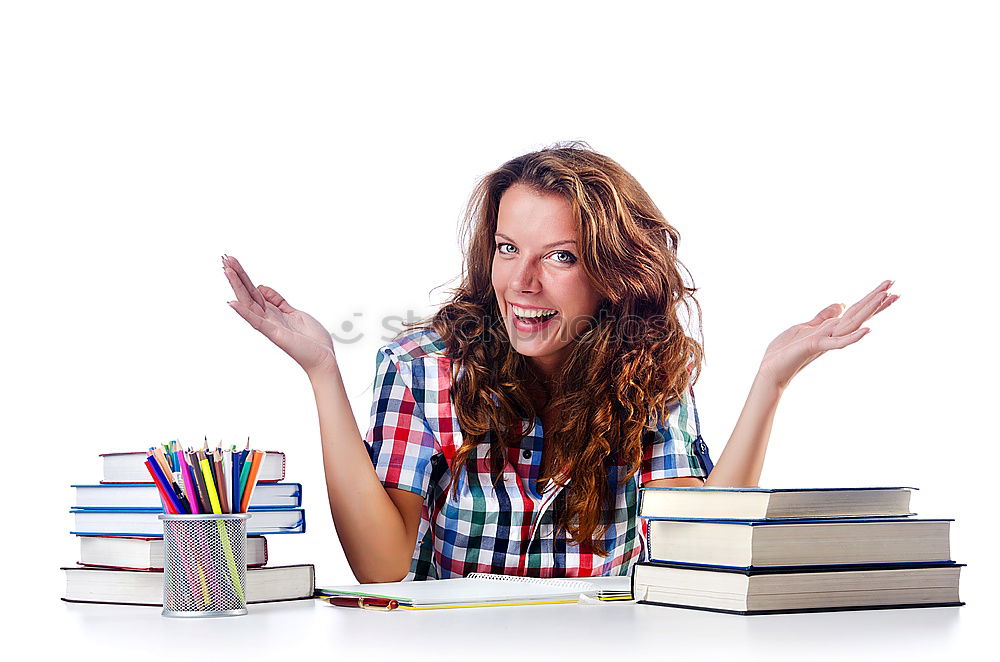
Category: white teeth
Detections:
[{"x1": 512, "y1": 305, "x2": 558, "y2": 318}]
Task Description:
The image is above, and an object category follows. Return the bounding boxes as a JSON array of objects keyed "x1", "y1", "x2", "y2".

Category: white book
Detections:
[
  {"x1": 639, "y1": 486, "x2": 915, "y2": 520},
  {"x1": 633, "y1": 562, "x2": 964, "y2": 614},
  {"x1": 646, "y1": 518, "x2": 952, "y2": 567},
  {"x1": 317, "y1": 573, "x2": 633, "y2": 609}
]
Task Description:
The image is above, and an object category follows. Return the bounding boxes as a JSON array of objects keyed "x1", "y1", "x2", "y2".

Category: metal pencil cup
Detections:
[{"x1": 159, "y1": 513, "x2": 252, "y2": 618}]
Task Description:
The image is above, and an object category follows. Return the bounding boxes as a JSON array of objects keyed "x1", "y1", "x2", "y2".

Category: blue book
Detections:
[
  {"x1": 70, "y1": 507, "x2": 307, "y2": 536},
  {"x1": 638, "y1": 486, "x2": 916, "y2": 520},
  {"x1": 72, "y1": 482, "x2": 302, "y2": 510}
]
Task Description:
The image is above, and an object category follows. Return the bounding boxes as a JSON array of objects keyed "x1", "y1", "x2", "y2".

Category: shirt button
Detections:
[{"x1": 522, "y1": 449, "x2": 532, "y2": 459}]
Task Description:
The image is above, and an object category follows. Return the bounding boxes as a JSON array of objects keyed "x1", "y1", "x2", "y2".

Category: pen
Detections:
[{"x1": 318, "y1": 596, "x2": 400, "y2": 611}]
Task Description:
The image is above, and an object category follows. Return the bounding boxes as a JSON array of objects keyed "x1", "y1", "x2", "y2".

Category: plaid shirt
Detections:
[{"x1": 365, "y1": 327, "x2": 713, "y2": 581}]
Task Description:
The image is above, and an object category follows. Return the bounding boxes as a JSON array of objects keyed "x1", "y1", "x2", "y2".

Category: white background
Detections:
[{"x1": 1, "y1": 1, "x2": 996, "y2": 659}]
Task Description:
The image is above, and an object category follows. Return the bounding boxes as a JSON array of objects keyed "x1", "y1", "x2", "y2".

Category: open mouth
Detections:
[{"x1": 511, "y1": 305, "x2": 559, "y2": 332}]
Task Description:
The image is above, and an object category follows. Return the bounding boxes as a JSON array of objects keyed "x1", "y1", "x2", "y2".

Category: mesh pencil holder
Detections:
[{"x1": 158, "y1": 513, "x2": 252, "y2": 618}]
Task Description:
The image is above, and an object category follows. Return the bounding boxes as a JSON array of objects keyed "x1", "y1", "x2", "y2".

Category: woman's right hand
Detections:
[{"x1": 222, "y1": 254, "x2": 337, "y2": 377}]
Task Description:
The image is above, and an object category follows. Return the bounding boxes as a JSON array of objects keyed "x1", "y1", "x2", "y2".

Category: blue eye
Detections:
[
  {"x1": 497, "y1": 242, "x2": 515, "y2": 255},
  {"x1": 552, "y1": 250, "x2": 577, "y2": 264}
]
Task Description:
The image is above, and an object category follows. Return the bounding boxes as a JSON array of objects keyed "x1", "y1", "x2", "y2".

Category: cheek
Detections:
[
  {"x1": 560, "y1": 278, "x2": 601, "y2": 316},
  {"x1": 491, "y1": 261, "x2": 510, "y2": 293}
]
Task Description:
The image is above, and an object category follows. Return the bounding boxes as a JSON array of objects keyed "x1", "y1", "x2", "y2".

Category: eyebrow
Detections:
[{"x1": 494, "y1": 232, "x2": 578, "y2": 250}]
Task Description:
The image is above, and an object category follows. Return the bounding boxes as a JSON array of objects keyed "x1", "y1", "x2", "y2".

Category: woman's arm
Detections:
[
  {"x1": 702, "y1": 372, "x2": 782, "y2": 487},
  {"x1": 309, "y1": 365, "x2": 423, "y2": 584},
  {"x1": 308, "y1": 364, "x2": 423, "y2": 583}
]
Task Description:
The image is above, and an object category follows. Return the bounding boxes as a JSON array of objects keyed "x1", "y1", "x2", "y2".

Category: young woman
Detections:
[{"x1": 223, "y1": 143, "x2": 898, "y2": 583}]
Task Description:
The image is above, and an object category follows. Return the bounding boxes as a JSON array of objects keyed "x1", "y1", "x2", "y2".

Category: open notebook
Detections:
[{"x1": 316, "y1": 573, "x2": 633, "y2": 610}]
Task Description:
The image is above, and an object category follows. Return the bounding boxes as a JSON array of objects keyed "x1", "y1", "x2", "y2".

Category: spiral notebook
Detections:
[{"x1": 316, "y1": 573, "x2": 633, "y2": 610}]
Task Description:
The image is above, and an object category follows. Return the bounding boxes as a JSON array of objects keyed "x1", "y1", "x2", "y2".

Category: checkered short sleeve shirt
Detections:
[{"x1": 364, "y1": 327, "x2": 714, "y2": 581}]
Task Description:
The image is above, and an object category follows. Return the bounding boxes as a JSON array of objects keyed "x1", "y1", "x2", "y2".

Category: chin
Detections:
[
  {"x1": 509, "y1": 343, "x2": 549, "y2": 357},
  {"x1": 503, "y1": 323, "x2": 560, "y2": 357}
]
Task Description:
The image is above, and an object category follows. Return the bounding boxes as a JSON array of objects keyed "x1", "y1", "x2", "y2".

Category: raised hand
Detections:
[
  {"x1": 222, "y1": 255, "x2": 337, "y2": 376},
  {"x1": 757, "y1": 280, "x2": 899, "y2": 390}
]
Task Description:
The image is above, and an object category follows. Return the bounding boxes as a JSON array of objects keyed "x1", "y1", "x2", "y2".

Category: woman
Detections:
[{"x1": 223, "y1": 143, "x2": 898, "y2": 583}]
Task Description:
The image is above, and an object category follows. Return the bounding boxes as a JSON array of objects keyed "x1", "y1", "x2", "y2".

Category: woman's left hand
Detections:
[{"x1": 757, "y1": 280, "x2": 899, "y2": 390}]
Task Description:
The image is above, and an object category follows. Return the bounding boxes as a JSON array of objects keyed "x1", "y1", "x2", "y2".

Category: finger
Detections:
[
  {"x1": 850, "y1": 290, "x2": 889, "y2": 322},
  {"x1": 223, "y1": 265, "x2": 265, "y2": 316},
  {"x1": 871, "y1": 293, "x2": 899, "y2": 318},
  {"x1": 818, "y1": 327, "x2": 870, "y2": 351},
  {"x1": 805, "y1": 303, "x2": 844, "y2": 327},
  {"x1": 222, "y1": 255, "x2": 268, "y2": 314},
  {"x1": 258, "y1": 285, "x2": 297, "y2": 314},
  {"x1": 222, "y1": 255, "x2": 262, "y2": 314},
  {"x1": 228, "y1": 300, "x2": 285, "y2": 340},
  {"x1": 836, "y1": 291, "x2": 889, "y2": 334},
  {"x1": 841, "y1": 279, "x2": 893, "y2": 321}
]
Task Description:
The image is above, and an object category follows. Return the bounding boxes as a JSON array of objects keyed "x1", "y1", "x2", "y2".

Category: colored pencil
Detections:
[
  {"x1": 232, "y1": 449, "x2": 243, "y2": 515},
  {"x1": 144, "y1": 458, "x2": 183, "y2": 514},
  {"x1": 240, "y1": 451, "x2": 266, "y2": 513},
  {"x1": 213, "y1": 449, "x2": 230, "y2": 514},
  {"x1": 178, "y1": 450, "x2": 201, "y2": 514},
  {"x1": 144, "y1": 459, "x2": 177, "y2": 514},
  {"x1": 223, "y1": 449, "x2": 234, "y2": 514},
  {"x1": 237, "y1": 452, "x2": 253, "y2": 512},
  {"x1": 199, "y1": 455, "x2": 223, "y2": 515},
  {"x1": 187, "y1": 450, "x2": 209, "y2": 513},
  {"x1": 149, "y1": 447, "x2": 173, "y2": 485}
]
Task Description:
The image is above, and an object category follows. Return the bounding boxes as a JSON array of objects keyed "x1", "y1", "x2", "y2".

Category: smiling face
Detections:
[{"x1": 491, "y1": 183, "x2": 604, "y2": 380}]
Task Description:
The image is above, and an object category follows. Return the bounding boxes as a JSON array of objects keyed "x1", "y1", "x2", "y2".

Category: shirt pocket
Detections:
[{"x1": 437, "y1": 445, "x2": 504, "y2": 525}]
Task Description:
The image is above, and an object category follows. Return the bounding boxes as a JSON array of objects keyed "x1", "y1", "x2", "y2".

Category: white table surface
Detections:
[{"x1": 53, "y1": 596, "x2": 977, "y2": 661}]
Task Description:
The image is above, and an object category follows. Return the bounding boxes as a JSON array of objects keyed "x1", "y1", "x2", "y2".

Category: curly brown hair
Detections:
[{"x1": 399, "y1": 140, "x2": 704, "y2": 555}]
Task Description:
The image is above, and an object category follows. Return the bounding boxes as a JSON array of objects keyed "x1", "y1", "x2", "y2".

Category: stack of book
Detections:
[
  {"x1": 632, "y1": 487, "x2": 964, "y2": 615},
  {"x1": 62, "y1": 446, "x2": 314, "y2": 606}
]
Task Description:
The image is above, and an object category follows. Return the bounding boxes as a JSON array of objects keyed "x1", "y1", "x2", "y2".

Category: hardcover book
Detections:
[
  {"x1": 644, "y1": 518, "x2": 952, "y2": 567},
  {"x1": 100, "y1": 450, "x2": 286, "y2": 484},
  {"x1": 73, "y1": 482, "x2": 302, "y2": 510},
  {"x1": 638, "y1": 486, "x2": 915, "y2": 520},
  {"x1": 70, "y1": 507, "x2": 306, "y2": 536},
  {"x1": 62, "y1": 564, "x2": 315, "y2": 606},
  {"x1": 76, "y1": 534, "x2": 269, "y2": 570},
  {"x1": 632, "y1": 560, "x2": 964, "y2": 615}
]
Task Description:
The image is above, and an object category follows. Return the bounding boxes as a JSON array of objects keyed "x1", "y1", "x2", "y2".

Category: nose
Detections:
[{"x1": 510, "y1": 258, "x2": 541, "y2": 293}]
